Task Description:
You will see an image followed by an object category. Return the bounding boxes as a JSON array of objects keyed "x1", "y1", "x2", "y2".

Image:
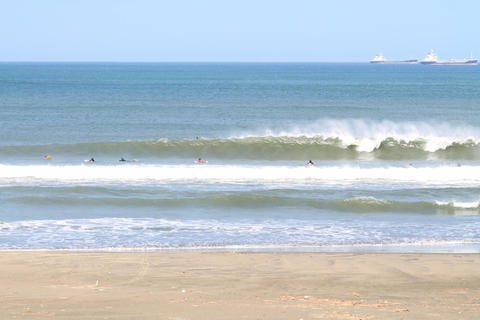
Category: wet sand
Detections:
[{"x1": 1, "y1": 251, "x2": 479, "y2": 319}]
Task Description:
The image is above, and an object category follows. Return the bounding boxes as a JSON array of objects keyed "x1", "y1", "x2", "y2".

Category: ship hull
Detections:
[
  {"x1": 431, "y1": 62, "x2": 478, "y2": 66},
  {"x1": 370, "y1": 60, "x2": 418, "y2": 64},
  {"x1": 421, "y1": 60, "x2": 478, "y2": 66}
]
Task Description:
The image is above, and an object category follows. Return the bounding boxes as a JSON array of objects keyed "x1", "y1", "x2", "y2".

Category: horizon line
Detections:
[{"x1": 0, "y1": 60, "x2": 372, "y2": 64}]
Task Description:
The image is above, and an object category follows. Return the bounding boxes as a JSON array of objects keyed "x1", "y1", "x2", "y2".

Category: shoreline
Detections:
[
  {"x1": 1, "y1": 251, "x2": 479, "y2": 319},
  {"x1": 1, "y1": 240, "x2": 479, "y2": 253}
]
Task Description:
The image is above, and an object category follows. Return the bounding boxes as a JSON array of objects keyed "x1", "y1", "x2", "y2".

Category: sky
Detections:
[{"x1": 0, "y1": 0, "x2": 478, "y2": 62}]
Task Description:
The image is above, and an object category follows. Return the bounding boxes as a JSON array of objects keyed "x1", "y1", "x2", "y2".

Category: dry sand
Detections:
[{"x1": 0, "y1": 251, "x2": 479, "y2": 319}]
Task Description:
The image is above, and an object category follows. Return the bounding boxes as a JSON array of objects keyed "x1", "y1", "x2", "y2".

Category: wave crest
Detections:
[
  {"x1": 2, "y1": 120, "x2": 480, "y2": 160},
  {"x1": 5, "y1": 194, "x2": 479, "y2": 215}
]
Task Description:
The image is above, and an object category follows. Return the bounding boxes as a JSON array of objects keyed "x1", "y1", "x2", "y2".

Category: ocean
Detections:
[{"x1": 1, "y1": 62, "x2": 480, "y2": 252}]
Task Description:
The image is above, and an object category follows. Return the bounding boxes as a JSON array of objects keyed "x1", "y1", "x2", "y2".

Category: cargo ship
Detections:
[
  {"x1": 420, "y1": 50, "x2": 478, "y2": 65},
  {"x1": 370, "y1": 53, "x2": 418, "y2": 64}
]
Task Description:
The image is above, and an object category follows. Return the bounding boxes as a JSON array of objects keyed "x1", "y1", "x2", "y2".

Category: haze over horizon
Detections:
[{"x1": 1, "y1": 0, "x2": 478, "y2": 62}]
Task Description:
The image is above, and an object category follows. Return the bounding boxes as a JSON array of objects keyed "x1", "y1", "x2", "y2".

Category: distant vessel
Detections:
[
  {"x1": 420, "y1": 50, "x2": 478, "y2": 65},
  {"x1": 370, "y1": 53, "x2": 418, "y2": 64}
]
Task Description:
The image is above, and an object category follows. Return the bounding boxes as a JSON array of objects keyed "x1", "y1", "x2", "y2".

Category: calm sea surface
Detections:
[{"x1": 1, "y1": 62, "x2": 480, "y2": 251}]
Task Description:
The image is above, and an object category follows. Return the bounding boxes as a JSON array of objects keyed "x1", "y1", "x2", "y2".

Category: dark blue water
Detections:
[{"x1": 1, "y1": 63, "x2": 479, "y2": 145}]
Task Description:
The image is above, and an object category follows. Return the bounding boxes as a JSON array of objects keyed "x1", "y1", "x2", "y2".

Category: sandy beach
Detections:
[{"x1": 0, "y1": 252, "x2": 479, "y2": 319}]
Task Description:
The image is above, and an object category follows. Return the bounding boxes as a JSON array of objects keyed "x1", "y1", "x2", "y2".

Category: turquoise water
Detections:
[{"x1": 1, "y1": 62, "x2": 480, "y2": 251}]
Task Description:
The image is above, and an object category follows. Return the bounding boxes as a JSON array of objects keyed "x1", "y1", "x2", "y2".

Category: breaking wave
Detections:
[
  {"x1": 2, "y1": 119, "x2": 480, "y2": 160},
  {"x1": 1, "y1": 137, "x2": 480, "y2": 161}
]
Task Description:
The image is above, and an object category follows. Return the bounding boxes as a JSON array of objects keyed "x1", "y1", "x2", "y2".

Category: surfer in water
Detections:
[
  {"x1": 86, "y1": 157, "x2": 95, "y2": 163},
  {"x1": 119, "y1": 157, "x2": 126, "y2": 162},
  {"x1": 195, "y1": 158, "x2": 207, "y2": 164},
  {"x1": 307, "y1": 160, "x2": 314, "y2": 166},
  {"x1": 43, "y1": 155, "x2": 51, "y2": 160}
]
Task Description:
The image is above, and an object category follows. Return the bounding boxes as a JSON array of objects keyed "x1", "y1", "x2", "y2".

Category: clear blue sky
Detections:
[{"x1": 1, "y1": 0, "x2": 478, "y2": 62}]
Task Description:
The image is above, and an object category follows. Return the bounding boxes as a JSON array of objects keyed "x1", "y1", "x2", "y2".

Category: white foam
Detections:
[
  {"x1": 233, "y1": 119, "x2": 480, "y2": 152},
  {"x1": 2, "y1": 217, "x2": 480, "y2": 251},
  {"x1": 435, "y1": 201, "x2": 480, "y2": 209},
  {"x1": 1, "y1": 164, "x2": 480, "y2": 185}
]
